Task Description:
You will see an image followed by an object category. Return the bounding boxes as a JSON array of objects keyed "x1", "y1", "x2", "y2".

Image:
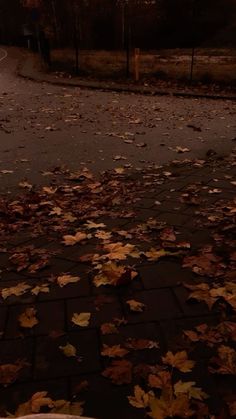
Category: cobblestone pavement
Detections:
[{"x1": 0, "y1": 151, "x2": 235, "y2": 418}]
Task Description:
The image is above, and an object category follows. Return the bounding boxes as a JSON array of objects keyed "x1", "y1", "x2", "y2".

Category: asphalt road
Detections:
[{"x1": 0, "y1": 47, "x2": 236, "y2": 194}]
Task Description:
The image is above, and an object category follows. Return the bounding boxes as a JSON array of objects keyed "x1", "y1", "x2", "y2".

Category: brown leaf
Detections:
[
  {"x1": 71, "y1": 312, "x2": 91, "y2": 327},
  {"x1": 1, "y1": 282, "x2": 31, "y2": 299},
  {"x1": 59, "y1": 343, "x2": 77, "y2": 358},
  {"x1": 93, "y1": 262, "x2": 137, "y2": 287},
  {"x1": 209, "y1": 345, "x2": 236, "y2": 375},
  {"x1": 126, "y1": 338, "x2": 159, "y2": 350},
  {"x1": 101, "y1": 344, "x2": 129, "y2": 358},
  {"x1": 102, "y1": 359, "x2": 132, "y2": 384},
  {"x1": 0, "y1": 360, "x2": 28, "y2": 386},
  {"x1": 18, "y1": 308, "x2": 38, "y2": 329},
  {"x1": 126, "y1": 299, "x2": 146, "y2": 312},
  {"x1": 56, "y1": 274, "x2": 80, "y2": 287},
  {"x1": 128, "y1": 385, "x2": 151, "y2": 409},
  {"x1": 100, "y1": 323, "x2": 119, "y2": 335},
  {"x1": 63, "y1": 232, "x2": 88, "y2": 246},
  {"x1": 148, "y1": 371, "x2": 171, "y2": 390},
  {"x1": 162, "y1": 351, "x2": 195, "y2": 373}
]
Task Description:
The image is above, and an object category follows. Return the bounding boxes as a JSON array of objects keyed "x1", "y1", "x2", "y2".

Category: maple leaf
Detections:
[
  {"x1": 101, "y1": 344, "x2": 129, "y2": 358},
  {"x1": 126, "y1": 338, "x2": 159, "y2": 350},
  {"x1": 85, "y1": 221, "x2": 106, "y2": 229},
  {"x1": 162, "y1": 351, "x2": 195, "y2": 373},
  {"x1": 31, "y1": 283, "x2": 50, "y2": 296},
  {"x1": 0, "y1": 360, "x2": 28, "y2": 386},
  {"x1": 49, "y1": 206, "x2": 62, "y2": 216},
  {"x1": 104, "y1": 242, "x2": 139, "y2": 260},
  {"x1": 13, "y1": 392, "x2": 54, "y2": 416},
  {"x1": 51, "y1": 399, "x2": 84, "y2": 415},
  {"x1": 149, "y1": 393, "x2": 194, "y2": 419},
  {"x1": 174, "y1": 380, "x2": 208, "y2": 401},
  {"x1": 102, "y1": 359, "x2": 132, "y2": 385},
  {"x1": 56, "y1": 274, "x2": 80, "y2": 287},
  {"x1": 126, "y1": 299, "x2": 146, "y2": 312},
  {"x1": 160, "y1": 227, "x2": 176, "y2": 242},
  {"x1": 19, "y1": 181, "x2": 33, "y2": 190},
  {"x1": 95, "y1": 230, "x2": 112, "y2": 240},
  {"x1": 100, "y1": 322, "x2": 119, "y2": 335},
  {"x1": 59, "y1": 343, "x2": 77, "y2": 357},
  {"x1": 183, "y1": 252, "x2": 221, "y2": 277},
  {"x1": 128, "y1": 385, "x2": 151, "y2": 409},
  {"x1": 18, "y1": 308, "x2": 38, "y2": 329},
  {"x1": 1, "y1": 282, "x2": 31, "y2": 299},
  {"x1": 93, "y1": 262, "x2": 137, "y2": 287},
  {"x1": 184, "y1": 283, "x2": 217, "y2": 310},
  {"x1": 71, "y1": 312, "x2": 91, "y2": 327},
  {"x1": 144, "y1": 248, "x2": 172, "y2": 262},
  {"x1": 209, "y1": 345, "x2": 236, "y2": 375},
  {"x1": 63, "y1": 231, "x2": 88, "y2": 246},
  {"x1": 148, "y1": 371, "x2": 171, "y2": 390}
]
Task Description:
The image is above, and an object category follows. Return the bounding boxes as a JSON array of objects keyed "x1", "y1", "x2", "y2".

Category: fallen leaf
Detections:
[
  {"x1": 149, "y1": 393, "x2": 194, "y2": 419},
  {"x1": 18, "y1": 308, "x2": 38, "y2": 329},
  {"x1": 57, "y1": 274, "x2": 80, "y2": 287},
  {"x1": 85, "y1": 221, "x2": 106, "y2": 229},
  {"x1": 126, "y1": 299, "x2": 146, "y2": 312},
  {"x1": 162, "y1": 351, "x2": 195, "y2": 373},
  {"x1": 100, "y1": 323, "x2": 119, "y2": 335},
  {"x1": 101, "y1": 344, "x2": 129, "y2": 358},
  {"x1": 209, "y1": 345, "x2": 236, "y2": 375},
  {"x1": 31, "y1": 283, "x2": 50, "y2": 296},
  {"x1": 71, "y1": 312, "x2": 91, "y2": 327},
  {"x1": 104, "y1": 242, "x2": 139, "y2": 260},
  {"x1": 148, "y1": 371, "x2": 171, "y2": 390},
  {"x1": 59, "y1": 343, "x2": 77, "y2": 358},
  {"x1": 128, "y1": 385, "x2": 151, "y2": 409},
  {"x1": 13, "y1": 391, "x2": 54, "y2": 415},
  {"x1": 1, "y1": 282, "x2": 31, "y2": 299},
  {"x1": 102, "y1": 359, "x2": 132, "y2": 384},
  {"x1": 0, "y1": 360, "x2": 28, "y2": 386},
  {"x1": 126, "y1": 338, "x2": 159, "y2": 350},
  {"x1": 93, "y1": 262, "x2": 137, "y2": 287},
  {"x1": 174, "y1": 380, "x2": 208, "y2": 401},
  {"x1": 63, "y1": 231, "x2": 88, "y2": 246}
]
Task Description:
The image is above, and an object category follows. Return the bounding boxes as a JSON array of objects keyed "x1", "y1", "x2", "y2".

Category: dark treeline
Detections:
[{"x1": 1, "y1": 0, "x2": 236, "y2": 49}]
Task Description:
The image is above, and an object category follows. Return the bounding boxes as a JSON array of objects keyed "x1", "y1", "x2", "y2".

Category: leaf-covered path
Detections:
[{"x1": 0, "y1": 151, "x2": 235, "y2": 418}]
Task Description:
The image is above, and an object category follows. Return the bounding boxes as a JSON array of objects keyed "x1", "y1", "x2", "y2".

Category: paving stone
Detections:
[
  {"x1": 22, "y1": 257, "x2": 77, "y2": 278},
  {"x1": 5, "y1": 301, "x2": 65, "y2": 338},
  {"x1": 122, "y1": 288, "x2": 181, "y2": 322},
  {"x1": 139, "y1": 261, "x2": 195, "y2": 289},
  {"x1": 0, "y1": 378, "x2": 69, "y2": 416},
  {"x1": 0, "y1": 306, "x2": 7, "y2": 337},
  {"x1": 67, "y1": 295, "x2": 123, "y2": 329},
  {"x1": 34, "y1": 330, "x2": 101, "y2": 379},
  {"x1": 70, "y1": 374, "x2": 143, "y2": 419},
  {"x1": 173, "y1": 285, "x2": 215, "y2": 317},
  {"x1": 39, "y1": 277, "x2": 91, "y2": 301},
  {"x1": 0, "y1": 337, "x2": 33, "y2": 380},
  {"x1": 101, "y1": 322, "x2": 164, "y2": 365},
  {"x1": 157, "y1": 211, "x2": 190, "y2": 226}
]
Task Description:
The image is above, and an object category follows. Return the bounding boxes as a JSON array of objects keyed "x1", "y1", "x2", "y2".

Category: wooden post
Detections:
[{"x1": 134, "y1": 48, "x2": 140, "y2": 82}]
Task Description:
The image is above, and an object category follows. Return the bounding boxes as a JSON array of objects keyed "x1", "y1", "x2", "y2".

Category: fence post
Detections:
[{"x1": 134, "y1": 48, "x2": 140, "y2": 81}]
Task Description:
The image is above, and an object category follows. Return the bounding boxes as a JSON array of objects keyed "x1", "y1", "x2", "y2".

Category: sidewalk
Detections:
[
  {"x1": 0, "y1": 151, "x2": 235, "y2": 418},
  {"x1": 17, "y1": 51, "x2": 236, "y2": 101}
]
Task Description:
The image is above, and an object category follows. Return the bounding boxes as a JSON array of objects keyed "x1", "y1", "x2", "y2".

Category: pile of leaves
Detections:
[{"x1": 0, "y1": 153, "x2": 236, "y2": 418}]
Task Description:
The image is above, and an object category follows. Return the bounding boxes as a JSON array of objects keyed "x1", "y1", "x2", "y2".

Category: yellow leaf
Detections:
[
  {"x1": 51, "y1": 399, "x2": 84, "y2": 415},
  {"x1": 101, "y1": 344, "x2": 129, "y2": 358},
  {"x1": 85, "y1": 221, "x2": 106, "y2": 229},
  {"x1": 71, "y1": 312, "x2": 91, "y2": 327},
  {"x1": 59, "y1": 343, "x2": 77, "y2": 357},
  {"x1": 104, "y1": 242, "x2": 139, "y2": 261},
  {"x1": 31, "y1": 283, "x2": 50, "y2": 296},
  {"x1": 128, "y1": 385, "x2": 151, "y2": 409},
  {"x1": 145, "y1": 248, "x2": 168, "y2": 262},
  {"x1": 13, "y1": 392, "x2": 54, "y2": 416},
  {"x1": 63, "y1": 231, "x2": 88, "y2": 246},
  {"x1": 162, "y1": 351, "x2": 195, "y2": 373},
  {"x1": 126, "y1": 299, "x2": 146, "y2": 312},
  {"x1": 149, "y1": 393, "x2": 194, "y2": 419},
  {"x1": 18, "y1": 308, "x2": 38, "y2": 329},
  {"x1": 0, "y1": 361, "x2": 27, "y2": 386},
  {"x1": 93, "y1": 262, "x2": 137, "y2": 287},
  {"x1": 174, "y1": 380, "x2": 208, "y2": 401},
  {"x1": 57, "y1": 274, "x2": 80, "y2": 287},
  {"x1": 1, "y1": 282, "x2": 31, "y2": 299}
]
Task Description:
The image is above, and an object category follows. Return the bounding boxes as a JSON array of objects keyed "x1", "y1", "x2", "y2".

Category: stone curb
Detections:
[{"x1": 17, "y1": 53, "x2": 236, "y2": 101}]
